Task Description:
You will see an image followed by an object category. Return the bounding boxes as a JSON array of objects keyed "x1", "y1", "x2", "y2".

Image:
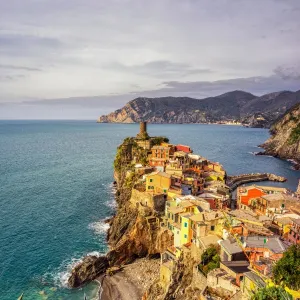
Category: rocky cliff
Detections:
[
  {"x1": 98, "y1": 90, "x2": 300, "y2": 127},
  {"x1": 68, "y1": 136, "x2": 173, "y2": 288},
  {"x1": 260, "y1": 103, "x2": 300, "y2": 169}
]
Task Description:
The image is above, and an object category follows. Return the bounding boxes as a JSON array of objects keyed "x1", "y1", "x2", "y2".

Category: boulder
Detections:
[{"x1": 68, "y1": 255, "x2": 109, "y2": 288}]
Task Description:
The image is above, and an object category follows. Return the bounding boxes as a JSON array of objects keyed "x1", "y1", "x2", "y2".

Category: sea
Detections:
[{"x1": 0, "y1": 121, "x2": 299, "y2": 300}]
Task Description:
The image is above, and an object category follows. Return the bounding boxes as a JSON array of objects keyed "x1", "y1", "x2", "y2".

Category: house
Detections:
[
  {"x1": 241, "y1": 271, "x2": 266, "y2": 299},
  {"x1": 237, "y1": 185, "x2": 287, "y2": 210},
  {"x1": 200, "y1": 192, "x2": 230, "y2": 209},
  {"x1": 149, "y1": 144, "x2": 175, "y2": 169},
  {"x1": 145, "y1": 171, "x2": 171, "y2": 194},
  {"x1": 221, "y1": 235, "x2": 289, "y2": 270},
  {"x1": 220, "y1": 261, "x2": 250, "y2": 287},
  {"x1": 251, "y1": 193, "x2": 300, "y2": 215},
  {"x1": 176, "y1": 144, "x2": 192, "y2": 153},
  {"x1": 207, "y1": 268, "x2": 240, "y2": 298},
  {"x1": 287, "y1": 218, "x2": 300, "y2": 244},
  {"x1": 180, "y1": 213, "x2": 194, "y2": 245},
  {"x1": 219, "y1": 239, "x2": 247, "y2": 262}
]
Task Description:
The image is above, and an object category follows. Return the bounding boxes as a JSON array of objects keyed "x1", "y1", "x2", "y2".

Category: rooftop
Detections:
[
  {"x1": 146, "y1": 171, "x2": 171, "y2": 178},
  {"x1": 220, "y1": 261, "x2": 250, "y2": 274},
  {"x1": 244, "y1": 271, "x2": 266, "y2": 287},
  {"x1": 244, "y1": 236, "x2": 289, "y2": 253},
  {"x1": 292, "y1": 218, "x2": 300, "y2": 225},
  {"x1": 261, "y1": 193, "x2": 298, "y2": 202},
  {"x1": 220, "y1": 239, "x2": 244, "y2": 255}
]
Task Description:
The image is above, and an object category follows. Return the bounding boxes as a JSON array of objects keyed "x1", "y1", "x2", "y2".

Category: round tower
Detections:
[
  {"x1": 136, "y1": 121, "x2": 149, "y2": 140},
  {"x1": 140, "y1": 122, "x2": 147, "y2": 136}
]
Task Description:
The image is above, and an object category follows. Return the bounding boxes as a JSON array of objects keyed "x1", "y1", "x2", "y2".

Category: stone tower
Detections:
[
  {"x1": 140, "y1": 121, "x2": 147, "y2": 135},
  {"x1": 136, "y1": 121, "x2": 149, "y2": 139}
]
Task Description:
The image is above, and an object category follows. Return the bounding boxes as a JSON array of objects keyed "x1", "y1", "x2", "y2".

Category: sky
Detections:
[{"x1": 0, "y1": 0, "x2": 299, "y2": 119}]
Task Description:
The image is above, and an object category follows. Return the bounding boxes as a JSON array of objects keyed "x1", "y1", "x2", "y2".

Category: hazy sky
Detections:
[{"x1": 0, "y1": 0, "x2": 299, "y2": 119}]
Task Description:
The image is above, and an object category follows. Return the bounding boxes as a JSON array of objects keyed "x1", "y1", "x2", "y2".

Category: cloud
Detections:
[
  {"x1": 0, "y1": 74, "x2": 26, "y2": 81},
  {"x1": 273, "y1": 65, "x2": 300, "y2": 80},
  {"x1": 0, "y1": 0, "x2": 300, "y2": 119},
  {"x1": 0, "y1": 64, "x2": 42, "y2": 71},
  {"x1": 105, "y1": 60, "x2": 212, "y2": 78}
]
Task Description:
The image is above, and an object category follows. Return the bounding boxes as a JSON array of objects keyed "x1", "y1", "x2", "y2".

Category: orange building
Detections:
[
  {"x1": 237, "y1": 185, "x2": 288, "y2": 210},
  {"x1": 237, "y1": 186, "x2": 266, "y2": 209},
  {"x1": 149, "y1": 145, "x2": 175, "y2": 168}
]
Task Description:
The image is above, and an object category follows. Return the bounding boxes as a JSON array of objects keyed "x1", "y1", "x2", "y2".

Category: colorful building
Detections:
[
  {"x1": 176, "y1": 144, "x2": 192, "y2": 153},
  {"x1": 237, "y1": 185, "x2": 288, "y2": 210},
  {"x1": 145, "y1": 171, "x2": 171, "y2": 194},
  {"x1": 287, "y1": 218, "x2": 300, "y2": 244},
  {"x1": 149, "y1": 144, "x2": 175, "y2": 169}
]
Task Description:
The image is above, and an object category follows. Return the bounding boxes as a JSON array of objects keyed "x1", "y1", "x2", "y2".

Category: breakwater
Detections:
[{"x1": 226, "y1": 173, "x2": 287, "y2": 191}]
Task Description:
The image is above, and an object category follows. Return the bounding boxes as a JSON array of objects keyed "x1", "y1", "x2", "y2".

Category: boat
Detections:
[{"x1": 17, "y1": 293, "x2": 24, "y2": 300}]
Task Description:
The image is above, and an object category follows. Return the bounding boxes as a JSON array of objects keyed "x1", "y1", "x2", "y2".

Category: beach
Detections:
[{"x1": 98, "y1": 258, "x2": 160, "y2": 300}]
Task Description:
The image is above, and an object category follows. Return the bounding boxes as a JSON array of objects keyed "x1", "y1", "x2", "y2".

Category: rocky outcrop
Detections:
[
  {"x1": 259, "y1": 103, "x2": 300, "y2": 169},
  {"x1": 68, "y1": 136, "x2": 173, "y2": 288},
  {"x1": 98, "y1": 90, "x2": 300, "y2": 127},
  {"x1": 68, "y1": 255, "x2": 109, "y2": 288}
]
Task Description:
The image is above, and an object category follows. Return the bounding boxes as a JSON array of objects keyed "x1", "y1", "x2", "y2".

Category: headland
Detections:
[{"x1": 68, "y1": 122, "x2": 300, "y2": 300}]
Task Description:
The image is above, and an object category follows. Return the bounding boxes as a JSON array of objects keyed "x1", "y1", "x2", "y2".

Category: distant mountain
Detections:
[
  {"x1": 97, "y1": 90, "x2": 300, "y2": 127},
  {"x1": 259, "y1": 102, "x2": 300, "y2": 169}
]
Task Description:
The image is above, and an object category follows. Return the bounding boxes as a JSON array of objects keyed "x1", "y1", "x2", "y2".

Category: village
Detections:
[{"x1": 119, "y1": 122, "x2": 300, "y2": 300}]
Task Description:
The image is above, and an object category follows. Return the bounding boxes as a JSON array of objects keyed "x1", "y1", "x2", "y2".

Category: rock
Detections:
[
  {"x1": 260, "y1": 102, "x2": 300, "y2": 168},
  {"x1": 68, "y1": 255, "x2": 109, "y2": 288}
]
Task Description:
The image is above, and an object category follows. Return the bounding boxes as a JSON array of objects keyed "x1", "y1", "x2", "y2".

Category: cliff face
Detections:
[
  {"x1": 107, "y1": 139, "x2": 173, "y2": 266},
  {"x1": 261, "y1": 103, "x2": 300, "y2": 168},
  {"x1": 98, "y1": 90, "x2": 300, "y2": 127}
]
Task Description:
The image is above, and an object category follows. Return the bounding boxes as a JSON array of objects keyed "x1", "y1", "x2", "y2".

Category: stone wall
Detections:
[{"x1": 130, "y1": 188, "x2": 166, "y2": 213}]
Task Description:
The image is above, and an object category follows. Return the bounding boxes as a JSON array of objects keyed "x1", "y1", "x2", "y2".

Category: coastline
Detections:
[{"x1": 97, "y1": 258, "x2": 160, "y2": 300}]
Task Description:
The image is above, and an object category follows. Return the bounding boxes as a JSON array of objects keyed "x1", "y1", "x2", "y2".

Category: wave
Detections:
[
  {"x1": 102, "y1": 182, "x2": 117, "y2": 209},
  {"x1": 248, "y1": 151, "x2": 258, "y2": 155},
  {"x1": 88, "y1": 220, "x2": 110, "y2": 235}
]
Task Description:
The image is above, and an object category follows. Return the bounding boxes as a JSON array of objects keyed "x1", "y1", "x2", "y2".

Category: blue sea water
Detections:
[{"x1": 0, "y1": 121, "x2": 299, "y2": 300}]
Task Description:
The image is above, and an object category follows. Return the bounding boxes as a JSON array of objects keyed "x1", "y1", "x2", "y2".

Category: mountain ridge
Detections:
[{"x1": 98, "y1": 90, "x2": 300, "y2": 127}]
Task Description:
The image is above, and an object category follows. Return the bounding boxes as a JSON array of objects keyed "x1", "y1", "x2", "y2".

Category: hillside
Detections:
[
  {"x1": 98, "y1": 90, "x2": 300, "y2": 127},
  {"x1": 97, "y1": 90, "x2": 300, "y2": 127},
  {"x1": 260, "y1": 102, "x2": 300, "y2": 169}
]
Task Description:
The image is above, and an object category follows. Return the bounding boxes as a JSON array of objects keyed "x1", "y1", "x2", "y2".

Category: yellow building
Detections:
[
  {"x1": 180, "y1": 213, "x2": 193, "y2": 245},
  {"x1": 145, "y1": 171, "x2": 171, "y2": 194}
]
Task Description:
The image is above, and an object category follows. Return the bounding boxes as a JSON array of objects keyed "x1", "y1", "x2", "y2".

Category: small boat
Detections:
[{"x1": 17, "y1": 293, "x2": 24, "y2": 300}]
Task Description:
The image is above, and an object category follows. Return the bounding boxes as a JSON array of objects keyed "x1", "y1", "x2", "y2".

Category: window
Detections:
[
  {"x1": 150, "y1": 179, "x2": 153, "y2": 182},
  {"x1": 184, "y1": 234, "x2": 187, "y2": 239},
  {"x1": 211, "y1": 225, "x2": 215, "y2": 231},
  {"x1": 184, "y1": 222, "x2": 188, "y2": 228}
]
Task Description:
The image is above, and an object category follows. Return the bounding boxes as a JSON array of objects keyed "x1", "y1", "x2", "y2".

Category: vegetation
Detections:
[
  {"x1": 198, "y1": 244, "x2": 220, "y2": 275},
  {"x1": 252, "y1": 286, "x2": 292, "y2": 300},
  {"x1": 288, "y1": 124, "x2": 300, "y2": 144},
  {"x1": 272, "y1": 245, "x2": 300, "y2": 290},
  {"x1": 151, "y1": 136, "x2": 169, "y2": 145}
]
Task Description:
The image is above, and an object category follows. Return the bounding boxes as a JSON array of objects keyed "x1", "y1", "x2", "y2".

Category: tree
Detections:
[
  {"x1": 252, "y1": 286, "x2": 292, "y2": 300},
  {"x1": 198, "y1": 244, "x2": 220, "y2": 275},
  {"x1": 272, "y1": 244, "x2": 300, "y2": 290}
]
